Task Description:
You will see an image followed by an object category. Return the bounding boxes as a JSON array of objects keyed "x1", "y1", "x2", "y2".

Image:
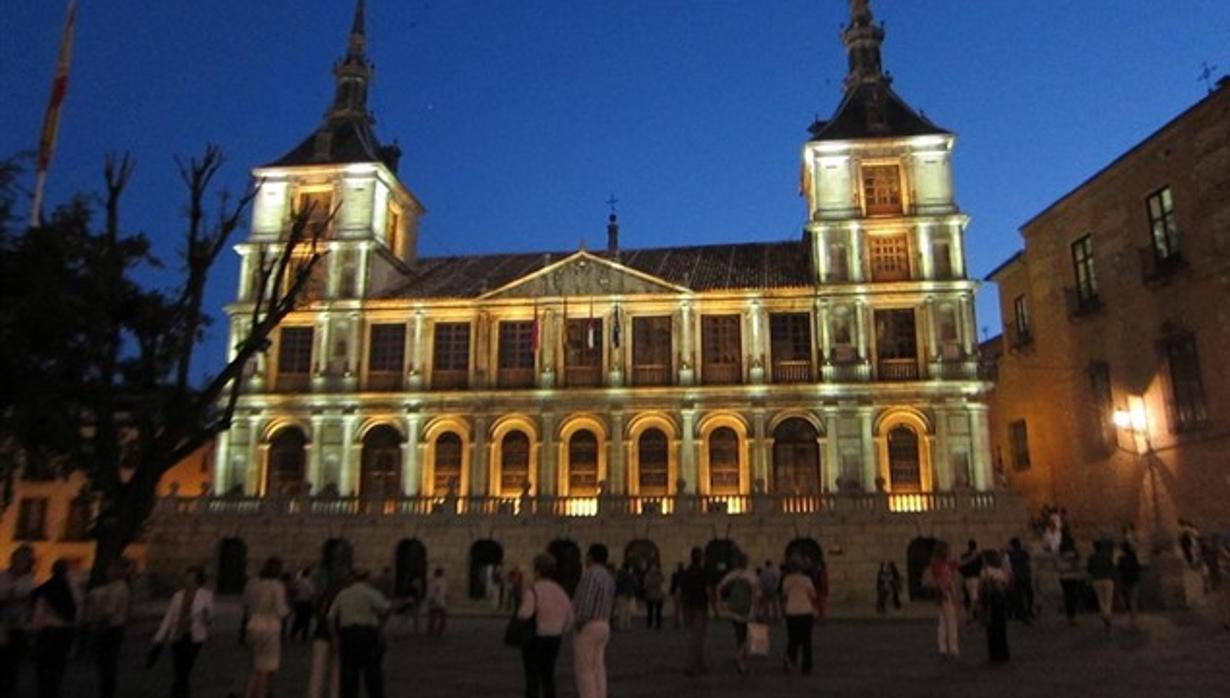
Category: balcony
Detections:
[
  {"x1": 701, "y1": 363, "x2": 742, "y2": 385},
  {"x1": 932, "y1": 360, "x2": 978, "y2": 381},
  {"x1": 1064, "y1": 287, "x2": 1103, "y2": 320},
  {"x1": 877, "y1": 358, "x2": 921, "y2": 381},
  {"x1": 772, "y1": 360, "x2": 813, "y2": 383},
  {"x1": 365, "y1": 371, "x2": 403, "y2": 392},
  {"x1": 564, "y1": 365, "x2": 602, "y2": 388},
  {"x1": 631, "y1": 364, "x2": 671, "y2": 387},
  {"x1": 431, "y1": 369, "x2": 469, "y2": 391},
  {"x1": 497, "y1": 367, "x2": 535, "y2": 389},
  {"x1": 822, "y1": 360, "x2": 870, "y2": 382},
  {"x1": 273, "y1": 372, "x2": 311, "y2": 393},
  {"x1": 1139, "y1": 241, "x2": 1184, "y2": 286}
]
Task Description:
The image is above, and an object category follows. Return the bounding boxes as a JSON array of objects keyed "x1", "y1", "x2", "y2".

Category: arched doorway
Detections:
[
  {"x1": 394, "y1": 539, "x2": 428, "y2": 598},
  {"x1": 704, "y1": 538, "x2": 742, "y2": 584},
  {"x1": 267, "y1": 427, "x2": 307, "y2": 496},
  {"x1": 548, "y1": 539, "x2": 583, "y2": 596},
  {"x1": 772, "y1": 419, "x2": 821, "y2": 494},
  {"x1": 500, "y1": 431, "x2": 530, "y2": 495},
  {"x1": 887, "y1": 426, "x2": 922, "y2": 492},
  {"x1": 433, "y1": 431, "x2": 463, "y2": 494},
  {"x1": 708, "y1": 427, "x2": 740, "y2": 495},
  {"x1": 469, "y1": 540, "x2": 503, "y2": 600},
  {"x1": 361, "y1": 425, "x2": 402, "y2": 497},
  {"x1": 907, "y1": 537, "x2": 941, "y2": 602},
  {"x1": 637, "y1": 429, "x2": 669, "y2": 496},
  {"x1": 568, "y1": 430, "x2": 599, "y2": 496},
  {"x1": 217, "y1": 538, "x2": 248, "y2": 595},
  {"x1": 624, "y1": 539, "x2": 661, "y2": 576},
  {"x1": 784, "y1": 538, "x2": 824, "y2": 570}
]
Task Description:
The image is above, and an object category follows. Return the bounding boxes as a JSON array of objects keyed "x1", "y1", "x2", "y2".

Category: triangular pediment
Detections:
[{"x1": 481, "y1": 251, "x2": 689, "y2": 299}]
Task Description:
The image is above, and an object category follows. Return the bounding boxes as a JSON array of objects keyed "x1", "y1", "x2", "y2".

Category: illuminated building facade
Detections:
[{"x1": 151, "y1": 1, "x2": 1022, "y2": 601}]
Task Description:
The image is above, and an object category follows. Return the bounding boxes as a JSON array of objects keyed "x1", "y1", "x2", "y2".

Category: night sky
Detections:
[{"x1": 2, "y1": 1, "x2": 1227, "y2": 382}]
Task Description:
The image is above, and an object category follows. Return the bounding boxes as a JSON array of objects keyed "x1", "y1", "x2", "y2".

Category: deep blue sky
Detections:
[{"x1": 2, "y1": 1, "x2": 1227, "y2": 382}]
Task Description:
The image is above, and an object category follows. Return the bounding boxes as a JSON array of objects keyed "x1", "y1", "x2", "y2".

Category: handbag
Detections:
[
  {"x1": 503, "y1": 588, "x2": 536, "y2": 648},
  {"x1": 747, "y1": 622, "x2": 770, "y2": 656}
]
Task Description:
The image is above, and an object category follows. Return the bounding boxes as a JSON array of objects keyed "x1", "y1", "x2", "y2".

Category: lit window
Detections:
[
  {"x1": 386, "y1": 203, "x2": 402, "y2": 253},
  {"x1": 1071, "y1": 235, "x2": 1098, "y2": 304},
  {"x1": 869, "y1": 233, "x2": 910, "y2": 281},
  {"x1": 1146, "y1": 187, "x2": 1178, "y2": 261},
  {"x1": 862, "y1": 165, "x2": 903, "y2": 216}
]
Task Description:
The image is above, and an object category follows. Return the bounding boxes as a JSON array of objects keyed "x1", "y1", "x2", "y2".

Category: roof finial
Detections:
[
  {"x1": 349, "y1": 0, "x2": 366, "y2": 56},
  {"x1": 842, "y1": 0, "x2": 888, "y2": 92},
  {"x1": 605, "y1": 195, "x2": 620, "y2": 254}
]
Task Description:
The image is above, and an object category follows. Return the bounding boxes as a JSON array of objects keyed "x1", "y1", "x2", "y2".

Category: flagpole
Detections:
[{"x1": 31, "y1": 0, "x2": 78, "y2": 227}]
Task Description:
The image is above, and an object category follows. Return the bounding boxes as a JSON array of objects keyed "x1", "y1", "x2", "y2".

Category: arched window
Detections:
[
  {"x1": 500, "y1": 431, "x2": 530, "y2": 495},
  {"x1": 887, "y1": 425, "x2": 921, "y2": 492},
  {"x1": 361, "y1": 425, "x2": 402, "y2": 497},
  {"x1": 267, "y1": 428, "x2": 307, "y2": 496},
  {"x1": 637, "y1": 428, "x2": 669, "y2": 495},
  {"x1": 434, "y1": 432, "x2": 462, "y2": 494},
  {"x1": 772, "y1": 418, "x2": 821, "y2": 494},
  {"x1": 568, "y1": 429, "x2": 599, "y2": 495},
  {"x1": 708, "y1": 426, "x2": 740, "y2": 494}
]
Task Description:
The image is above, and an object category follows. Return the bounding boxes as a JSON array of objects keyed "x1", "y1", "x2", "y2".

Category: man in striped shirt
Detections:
[{"x1": 572, "y1": 544, "x2": 615, "y2": 698}]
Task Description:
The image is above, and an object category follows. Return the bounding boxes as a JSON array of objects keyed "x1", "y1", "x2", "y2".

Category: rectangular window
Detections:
[
  {"x1": 385, "y1": 203, "x2": 402, "y2": 253},
  {"x1": 932, "y1": 241, "x2": 953, "y2": 279},
  {"x1": 770, "y1": 313, "x2": 812, "y2": 382},
  {"x1": 827, "y1": 242, "x2": 850, "y2": 282},
  {"x1": 276, "y1": 326, "x2": 314, "y2": 390},
  {"x1": 862, "y1": 164, "x2": 903, "y2": 216},
  {"x1": 367, "y1": 323, "x2": 405, "y2": 390},
  {"x1": 874, "y1": 309, "x2": 919, "y2": 380},
  {"x1": 1089, "y1": 361, "x2": 1117, "y2": 451},
  {"x1": 1009, "y1": 420, "x2": 1030, "y2": 470},
  {"x1": 632, "y1": 316, "x2": 672, "y2": 386},
  {"x1": 1071, "y1": 235, "x2": 1098, "y2": 304},
  {"x1": 497, "y1": 321, "x2": 536, "y2": 388},
  {"x1": 701, "y1": 315, "x2": 742, "y2": 385},
  {"x1": 564, "y1": 318, "x2": 603, "y2": 387},
  {"x1": 869, "y1": 233, "x2": 911, "y2": 282},
  {"x1": 1163, "y1": 333, "x2": 1208, "y2": 432},
  {"x1": 295, "y1": 190, "x2": 333, "y2": 237},
  {"x1": 830, "y1": 310, "x2": 856, "y2": 363},
  {"x1": 1146, "y1": 186, "x2": 1178, "y2": 261},
  {"x1": 1013, "y1": 295, "x2": 1030, "y2": 341},
  {"x1": 15, "y1": 498, "x2": 48, "y2": 541},
  {"x1": 432, "y1": 322, "x2": 471, "y2": 389},
  {"x1": 63, "y1": 497, "x2": 92, "y2": 541}
]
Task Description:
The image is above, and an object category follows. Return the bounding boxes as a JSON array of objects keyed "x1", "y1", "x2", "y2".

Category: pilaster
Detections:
[{"x1": 402, "y1": 412, "x2": 421, "y2": 495}]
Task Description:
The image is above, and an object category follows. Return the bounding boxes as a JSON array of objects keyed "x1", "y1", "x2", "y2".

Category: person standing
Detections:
[
  {"x1": 507, "y1": 565, "x2": 525, "y2": 614},
  {"x1": 613, "y1": 564, "x2": 636, "y2": 631},
  {"x1": 642, "y1": 563, "x2": 665, "y2": 630},
  {"x1": 758, "y1": 561, "x2": 781, "y2": 623},
  {"x1": 1087, "y1": 539, "x2": 1117, "y2": 633},
  {"x1": 1057, "y1": 538, "x2": 1084, "y2": 626},
  {"x1": 0, "y1": 544, "x2": 36, "y2": 698},
  {"x1": 86, "y1": 560, "x2": 131, "y2": 698},
  {"x1": 153, "y1": 566, "x2": 214, "y2": 698},
  {"x1": 780, "y1": 557, "x2": 817, "y2": 675},
  {"x1": 875, "y1": 563, "x2": 892, "y2": 614},
  {"x1": 572, "y1": 544, "x2": 615, "y2": 698},
  {"x1": 31, "y1": 559, "x2": 78, "y2": 698},
  {"x1": 243, "y1": 557, "x2": 290, "y2": 698},
  {"x1": 958, "y1": 540, "x2": 982, "y2": 623},
  {"x1": 517, "y1": 554, "x2": 572, "y2": 698},
  {"x1": 426, "y1": 568, "x2": 448, "y2": 637},
  {"x1": 679, "y1": 548, "x2": 711, "y2": 677},
  {"x1": 668, "y1": 563, "x2": 686, "y2": 629},
  {"x1": 927, "y1": 542, "x2": 961, "y2": 660},
  {"x1": 1116, "y1": 542, "x2": 1142, "y2": 626},
  {"x1": 979, "y1": 551, "x2": 1010, "y2": 664},
  {"x1": 716, "y1": 553, "x2": 758, "y2": 676},
  {"x1": 307, "y1": 577, "x2": 344, "y2": 698},
  {"x1": 1007, "y1": 538, "x2": 1034, "y2": 623},
  {"x1": 290, "y1": 567, "x2": 317, "y2": 643},
  {"x1": 330, "y1": 568, "x2": 393, "y2": 698}
]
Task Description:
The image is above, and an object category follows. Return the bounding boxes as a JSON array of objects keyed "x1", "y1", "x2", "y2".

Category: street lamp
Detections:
[{"x1": 1113, "y1": 395, "x2": 1151, "y2": 454}]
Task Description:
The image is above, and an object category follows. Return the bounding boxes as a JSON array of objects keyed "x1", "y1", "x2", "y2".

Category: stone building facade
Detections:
[
  {"x1": 985, "y1": 80, "x2": 1230, "y2": 544},
  {"x1": 150, "y1": 1, "x2": 1024, "y2": 603}
]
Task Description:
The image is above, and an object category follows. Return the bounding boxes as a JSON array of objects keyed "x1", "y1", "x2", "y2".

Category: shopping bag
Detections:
[{"x1": 747, "y1": 622, "x2": 770, "y2": 656}]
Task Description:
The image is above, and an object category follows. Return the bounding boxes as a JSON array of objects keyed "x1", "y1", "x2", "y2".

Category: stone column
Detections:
[
  {"x1": 970, "y1": 404, "x2": 992, "y2": 491},
  {"x1": 471, "y1": 414, "x2": 489, "y2": 496},
  {"x1": 815, "y1": 227, "x2": 829, "y2": 283},
  {"x1": 246, "y1": 416, "x2": 264, "y2": 495},
  {"x1": 609, "y1": 412, "x2": 625, "y2": 495},
  {"x1": 308, "y1": 415, "x2": 326, "y2": 492},
  {"x1": 951, "y1": 223, "x2": 966, "y2": 278},
  {"x1": 347, "y1": 311, "x2": 361, "y2": 381},
  {"x1": 540, "y1": 413, "x2": 557, "y2": 496},
  {"x1": 855, "y1": 301, "x2": 868, "y2": 361},
  {"x1": 340, "y1": 415, "x2": 359, "y2": 495},
  {"x1": 752, "y1": 409, "x2": 768, "y2": 489},
  {"x1": 917, "y1": 223, "x2": 933, "y2": 280},
  {"x1": 848, "y1": 224, "x2": 863, "y2": 283},
  {"x1": 678, "y1": 301, "x2": 695, "y2": 385},
  {"x1": 924, "y1": 297, "x2": 938, "y2": 363},
  {"x1": 409, "y1": 311, "x2": 424, "y2": 390},
  {"x1": 748, "y1": 301, "x2": 765, "y2": 384},
  {"x1": 860, "y1": 409, "x2": 876, "y2": 492},
  {"x1": 959, "y1": 294, "x2": 976, "y2": 356},
  {"x1": 822, "y1": 407, "x2": 840, "y2": 491},
  {"x1": 933, "y1": 408, "x2": 951, "y2": 490},
  {"x1": 680, "y1": 409, "x2": 697, "y2": 492},
  {"x1": 818, "y1": 300, "x2": 832, "y2": 364},
  {"x1": 212, "y1": 430, "x2": 231, "y2": 494},
  {"x1": 356, "y1": 245, "x2": 371, "y2": 298},
  {"x1": 402, "y1": 412, "x2": 422, "y2": 496}
]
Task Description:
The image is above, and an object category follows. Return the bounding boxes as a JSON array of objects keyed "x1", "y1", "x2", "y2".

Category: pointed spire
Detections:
[
  {"x1": 841, "y1": 0, "x2": 888, "y2": 92},
  {"x1": 605, "y1": 195, "x2": 620, "y2": 254},
  {"x1": 326, "y1": 0, "x2": 374, "y2": 124},
  {"x1": 349, "y1": 0, "x2": 366, "y2": 57}
]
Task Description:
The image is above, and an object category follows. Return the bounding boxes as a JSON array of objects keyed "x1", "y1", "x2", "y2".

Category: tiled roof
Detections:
[
  {"x1": 808, "y1": 83, "x2": 948, "y2": 142},
  {"x1": 382, "y1": 239, "x2": 814, "y2": 299},
  {"x1": 263, "y1": 118, "x2": 401, "y2": 172}
]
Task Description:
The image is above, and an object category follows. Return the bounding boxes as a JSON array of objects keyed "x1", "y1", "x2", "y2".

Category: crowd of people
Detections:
[{"x1": 2, "y1": 516, "x2": 1230, "y2": 698}]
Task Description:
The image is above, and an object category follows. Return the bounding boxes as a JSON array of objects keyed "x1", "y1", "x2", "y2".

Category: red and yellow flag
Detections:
[{"x1": 31, "y1": 0, "x2": 78, "y2": 224}]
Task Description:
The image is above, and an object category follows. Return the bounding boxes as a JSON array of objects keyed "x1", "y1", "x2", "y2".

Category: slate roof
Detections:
[
  {"x1": 808, "y1": 82, "x2": 948, "y2": 142},
  {"x1": 262, "y1": 118, "x2": 401, "y2": 172},
  {"x1": 381, "y1": 239, "x2": 814, "y2": 299}
]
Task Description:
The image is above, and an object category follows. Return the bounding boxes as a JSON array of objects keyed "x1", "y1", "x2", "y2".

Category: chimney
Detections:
[{"x1": 606, "y1": 212, "x2": 619, "y2": 255}]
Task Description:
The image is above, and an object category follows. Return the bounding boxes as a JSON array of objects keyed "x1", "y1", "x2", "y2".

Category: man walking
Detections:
[
  {"x1": 573, "y1": 544, "x2": 615, "y2": 698},
  {"x1": 679, "y1": 547, "x2": 712, "y2": 677},
  {"x1": 330, "y1": 568, "x2": 391, "y2": 698}
]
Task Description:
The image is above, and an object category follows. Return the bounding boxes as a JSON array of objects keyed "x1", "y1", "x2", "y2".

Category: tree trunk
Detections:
[{"x1": 88, "y1": 480, "x2": 157, "y2": 588}]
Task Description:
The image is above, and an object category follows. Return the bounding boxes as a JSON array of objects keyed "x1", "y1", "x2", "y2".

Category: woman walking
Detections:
[
  {"x1": 31, "y1": 559, "x2": 78, "y2": 698},
  {"x1": 716, "y1": 554, "x2": 758, "y2": 676},
  {"x1": 927, "y1": 542, "x2": 961, "y2": 660},
  {"x1": 517, "y1": 553, "x2": 572, "y2": 698},
  {"x1": 242, "y1": 557, "x2": 290, "y2": 698},
  {"x1": 779, "y1": 557, "x2": 817, "y2": 675},
  {"x1": 153, "y1": 566, "x2": 214, "y2": 698},
  {"x1": 1087, "y1": 539, "x2": 1117, "y2": 633}
]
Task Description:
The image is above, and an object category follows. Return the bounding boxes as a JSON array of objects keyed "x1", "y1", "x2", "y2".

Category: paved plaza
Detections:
[{"x1": 14, "y1": 603, "x2": 1229, "y2": 697}]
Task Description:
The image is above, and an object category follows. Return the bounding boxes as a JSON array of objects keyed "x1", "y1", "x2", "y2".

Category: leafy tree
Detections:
[{"x1": 0, "y1": 148, "x2": 328, "y2": 584}]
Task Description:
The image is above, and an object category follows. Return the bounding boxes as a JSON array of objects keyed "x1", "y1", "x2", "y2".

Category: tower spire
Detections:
[
  {"x1": 326, "y1": 0, "x2": 374, "y2": 124},
  {"x1": 842, "y1": 0, "x2": 888, "y2": 92}
]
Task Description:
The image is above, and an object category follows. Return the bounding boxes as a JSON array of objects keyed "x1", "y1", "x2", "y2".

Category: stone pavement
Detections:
[{"x1": 13, "y1": 603, "x2": 1229, "y2": 697}]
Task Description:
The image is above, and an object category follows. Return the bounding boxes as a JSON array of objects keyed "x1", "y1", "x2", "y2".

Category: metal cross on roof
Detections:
[
  {"x1": 606, "y1": 195, "x2": 619, "y2": 215},
  {"x1": 1199, "y1": 61, "x2": 1218, "y2": 94}
]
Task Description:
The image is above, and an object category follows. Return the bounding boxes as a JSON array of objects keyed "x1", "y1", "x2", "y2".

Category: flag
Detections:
[
  {"x1": 31, "y1": 0, "x2": 78, "y2": 225},
  {"x1": 611, "y1": 304, "x2": 622, "y2": 348}
]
